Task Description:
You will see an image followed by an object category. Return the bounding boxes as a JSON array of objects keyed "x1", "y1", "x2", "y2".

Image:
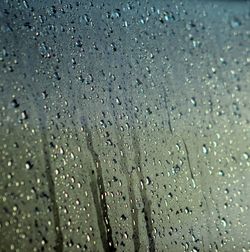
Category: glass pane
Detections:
[{"x1": 0, "y1": 1, "x2": 250, "y2": 251}]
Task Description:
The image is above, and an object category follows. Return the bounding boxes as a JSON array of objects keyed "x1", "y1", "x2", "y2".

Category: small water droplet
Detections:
[
  {"x1": 230, "y1": 17, "x2": 241, "y2": 28},
  {"x1": 25, "y1": 161, "x2": 32, "y2": 170},
  {"x1": 221, "y1": 218, "x2": 227, "y2": 227},
  {"x1": 202, "y1": 145, "x2": 208, "y2": 154},
  {"x1": 243, "y1": 152, "x2": 249, "y2": 160},
  {"x1": 191, "y1": 97, "x2": 197, "y2": 107}
]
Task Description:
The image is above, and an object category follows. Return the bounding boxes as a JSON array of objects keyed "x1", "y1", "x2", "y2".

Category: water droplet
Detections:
[
  {"x1": 202, "y1": 145, "x2": 208, "y2": 154},
  {"x1": 243, "y1": 152, "x2": 249, "y2": 160},
  {"x1": 11, "y1": 98, "x2": 19, "y2": 108},
  {"x1": 230, "y1": 17, "x2": 241, "y2": 28},
  {"x1": 21, "y1": 111, "x2": 28, "y2": 120},
  {"x1": 218, "y1": 170, "x2": 225, "y2": 176},
  {"x1": 115, "y1": 97, "x2": 121, "y2": 105},
  {"x1": 25, "y1": 161, "x2": 32, "y2": 170},
  {"x1": 221, "y1": 218, "x2": 227, "y2": 227},
  {"x1": 191, "y1": 97, "x2": 197, "y2": 107}
]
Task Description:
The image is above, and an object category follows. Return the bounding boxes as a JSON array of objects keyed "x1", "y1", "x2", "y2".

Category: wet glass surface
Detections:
[{"x1": 0, "y1": 1, "x2": 250, "y2": 251}]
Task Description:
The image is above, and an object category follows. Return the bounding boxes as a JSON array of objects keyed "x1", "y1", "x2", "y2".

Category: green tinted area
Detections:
[{"x1": 0, "y1": 1, "x2": 250, "y2": 251}]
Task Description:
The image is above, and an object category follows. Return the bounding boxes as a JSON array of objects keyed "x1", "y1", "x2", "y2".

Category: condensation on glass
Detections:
[{"x1": 0, "y1": 0, "x2": 250, "y2": 251}]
